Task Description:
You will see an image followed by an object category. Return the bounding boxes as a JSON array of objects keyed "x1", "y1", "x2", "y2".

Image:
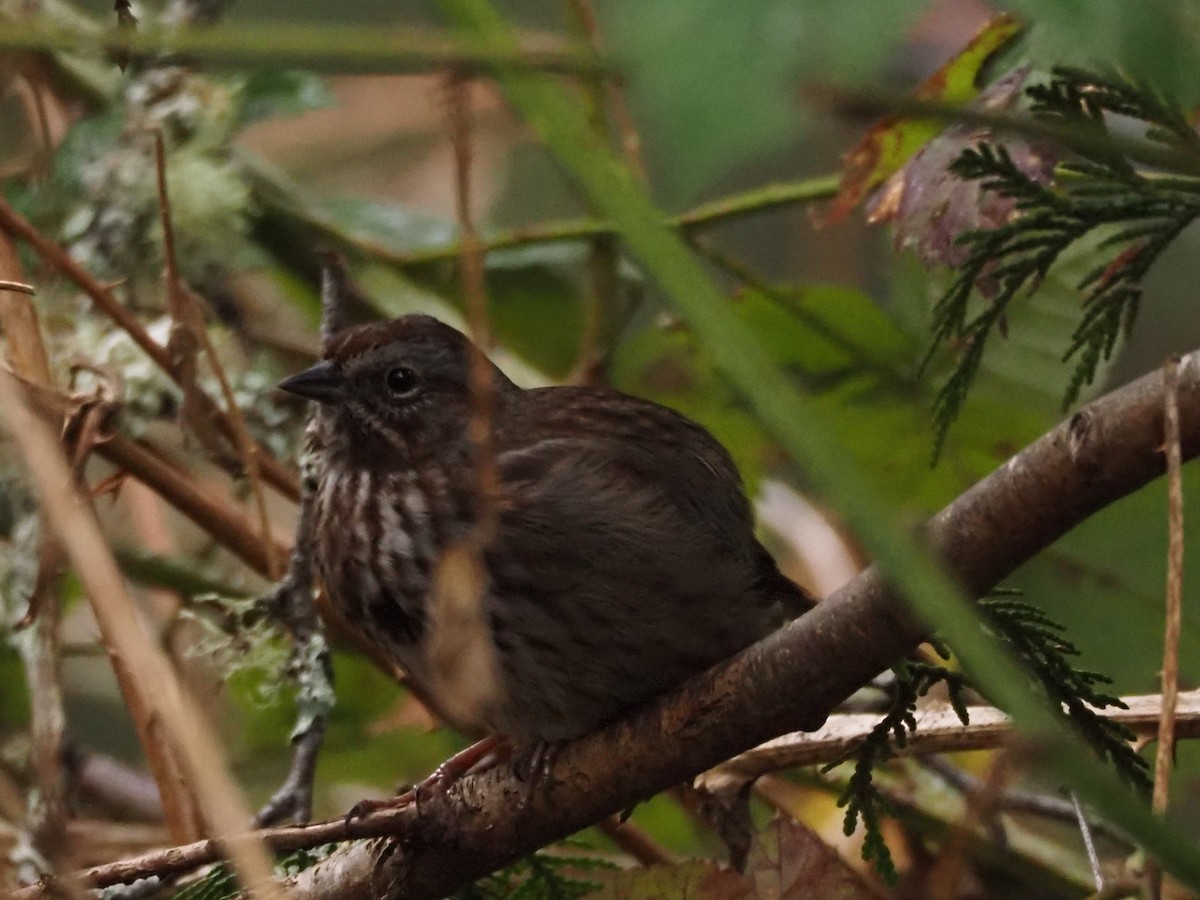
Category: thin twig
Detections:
[
  {"x1": 1073, "y1": 792, "x2": 1106, "y2": 893},
  {"x1": 700, "y1": 692, "x2": 1200, "y2": 788},
  {"x1": 919, "y1": 756, "x2": 1130, "y2": 846},
  {"x1": 0, "y1": 233, "x2": 52, "y2": 389},
  {"x1": 152, "y1": 132, "x2": 279, "y2": 578},
  {"x1": 0, "y1": 195, "x2": 300, "y2": 501},
  {"x1": 448, "y1": 73, "x2": 498, "y2": 530},
  {"x1": 8, "y1": 803, "x2": 423, "y2": 895},
  {"x1": 928, "y1": 750, "x2": 1015, "y2": 900},
  {"x1": 418, "y1": 72, "x2": 506, "y2": 729},
  {"x1": 1146, "y1": 355, "x2": 1186, "y2": 900},
  {"x1": 0, "y1": 371, "x2": 284, "y2": 900},
  {"x1": 594, "y1": 817, "x2": 676, "y2": 867},
  {"x1": 565, "y1": 0, "x2": 645, "y2": 181}
]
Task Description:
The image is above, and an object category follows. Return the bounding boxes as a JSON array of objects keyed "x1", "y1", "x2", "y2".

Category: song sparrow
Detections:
[{"x1": 279, "y1": 314, "x2": 812, "y2": 748}]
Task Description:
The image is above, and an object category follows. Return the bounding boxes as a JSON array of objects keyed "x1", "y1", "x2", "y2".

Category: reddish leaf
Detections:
[
  {"x1": 826, "y1": 13, "x2": 1025, "y2": 224},
  {"x1": 871, "y1": 66, "x2": 1058, "y2": 273}
]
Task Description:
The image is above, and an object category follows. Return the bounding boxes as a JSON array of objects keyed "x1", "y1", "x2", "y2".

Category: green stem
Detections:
[
  {"x1": 243, "y1": 156, "x2": 839, "y2": 268},
  {"x1": 0, "y1": 17, "x2": 608, "y2": 76}
]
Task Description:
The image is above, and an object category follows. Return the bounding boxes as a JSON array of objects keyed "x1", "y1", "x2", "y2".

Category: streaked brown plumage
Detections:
[{"x1": 280, "y1": 314, "x2": 811, "y2": 746}]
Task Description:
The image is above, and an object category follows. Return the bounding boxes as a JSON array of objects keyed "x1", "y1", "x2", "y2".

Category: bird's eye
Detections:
[{"x1": 385, "y1": 366, "x2": 419, "y2": 396}]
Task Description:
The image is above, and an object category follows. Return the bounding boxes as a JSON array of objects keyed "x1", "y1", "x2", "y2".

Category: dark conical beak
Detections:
[{"x1": 277, "y1": 360, "x2": 344, "y2": 404}]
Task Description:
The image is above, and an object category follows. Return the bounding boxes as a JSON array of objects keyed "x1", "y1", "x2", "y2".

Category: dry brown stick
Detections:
[
  {"x1": 0, "y1": 236, "x2": 52, "y2": 388},
  {"x1": 1145, "y1": 356, "x2": 1186, "y2": 900},
  {"x1": 0, "y1": 228, "x2": 72, "y2": 874},
  {"x1": 0, "y1": 195, "x2": 300, "y2": 502},
  {"x1": 565, "y1": 0, "x2": 627, "y2": 385},
  {"x1": 101, "y1": 435, "x2": 289, "y2": 577},
  {"x1": 151, "y1": 132, "x2": 279, "y2": 579},
  {"x1": 118, "y1": 481, "x2": 209, "y2": 842},
  {"x1": 448, "y1": 73, "x2": 498, "y2": 529},
  {"x1": 423, "y1": 72, "x2": 506, "y2": 726},
  {"x1": 0, "y1": 371, "x2": 284, "y2": 900}
]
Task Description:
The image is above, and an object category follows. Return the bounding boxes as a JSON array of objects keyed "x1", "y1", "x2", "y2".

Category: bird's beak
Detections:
[{"x1": 277, "y1": 360, "x2": 344, "y2": 404}]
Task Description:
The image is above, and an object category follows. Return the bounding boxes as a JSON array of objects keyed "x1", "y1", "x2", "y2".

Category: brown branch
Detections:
[
  {"x1": 0, "y1": 195, "x2": 300, "y2": 502},
  {"x1": 103, "y1": 437, "x2": 288, "y2": 577},
  {"x1": 448, "y1": 73, "x2": 498, "y2": 526},
  {"x1": 15, "y1": 344, "x2": 1200, "y2": 897}
]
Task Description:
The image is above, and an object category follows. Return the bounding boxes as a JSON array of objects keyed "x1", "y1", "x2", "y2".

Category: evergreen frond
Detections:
[
  {"x1": 824, "y1": 660, "x2": 969, "y2": 884},
  {"x1": 980, "y1": 596, "x2": 1151, "y2": 791},
  {"x1": 926, "y1": 67, "x2": 1200, "y2": 456}
]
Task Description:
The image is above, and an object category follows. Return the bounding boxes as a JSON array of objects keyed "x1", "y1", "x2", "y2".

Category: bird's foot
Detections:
[
  {"x1": 342, "y1": 734, "x2": 511, "y2": 827},
  {"x1": 511, "y1": 740, "x2": 563, "y2": 809},
  {"x1": 423, "y1": 733, "x2": 512, "y2": 794}
]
